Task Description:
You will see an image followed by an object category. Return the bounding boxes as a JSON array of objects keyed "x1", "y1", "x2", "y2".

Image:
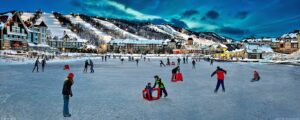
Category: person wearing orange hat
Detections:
[{"x1": 62, "y1": 73, "x2": 74, "y2": 117}]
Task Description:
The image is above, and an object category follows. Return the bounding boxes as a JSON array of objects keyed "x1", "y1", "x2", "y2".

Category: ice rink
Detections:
[{"x1": 0, "y1": 58, "x2": 299, "y2": 120}]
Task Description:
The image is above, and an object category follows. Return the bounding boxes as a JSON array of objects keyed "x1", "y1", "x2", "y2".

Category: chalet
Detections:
[
  {"x1": 243, "y1": 43, "x2": 273, "y2": 59},
  {"x1": 27, "y1": 21, "x2": 50, "y2": 51},
  {"x1": 47, "y1": 33, "x2": 85, "y2": 52},
  {"x1": 0, "y1": 11, "x2": 29, "y2": 50},
  {"x1": 275, "y1": 32, "x2": 299, "y2": 54}
]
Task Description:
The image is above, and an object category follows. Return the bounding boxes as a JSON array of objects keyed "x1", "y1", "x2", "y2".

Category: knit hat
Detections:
[
  {"x1": 68, "y1": 73, "x2": 74, "y2": 79},
  {"x1": 64, "y1": 64, "x2": 70, "y2": 70}
]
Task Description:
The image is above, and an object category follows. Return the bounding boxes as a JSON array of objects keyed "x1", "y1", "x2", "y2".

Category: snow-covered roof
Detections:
[
  {"x1": 245, "y1": 44, "x2": 273, "y2": 53},
  {"x1": 28, "y1": 43, "x2": 50, "y2": 48},
  {"x1": 281, "y1": 33, "x2": 298, "y2": 38},
  {"x1": 109, "y1": 39, "x2": 163, "y2": 45},
  {"x1": 0, "y1": 13, "x2": 13, "y2": 29},
  {"x1": 20, "y1": 12, "x2": 33, "y2": 21}
]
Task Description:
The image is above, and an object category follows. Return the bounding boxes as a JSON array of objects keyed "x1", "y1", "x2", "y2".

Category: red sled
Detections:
[
  {"x1": 172, "y1": 73, "x2": 183, "y2": 82},
  {"x1": 171, "y1": 62, "x2": 175, "y2": 65},
  {"x1": 142, "y1": 88, "x2": 161, "y2": 101}
]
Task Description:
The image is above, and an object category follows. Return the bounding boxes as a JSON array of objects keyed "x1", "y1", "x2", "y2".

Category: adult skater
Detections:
[
  {"x1": 177, "y1": 58, "x2": 181, "y2": 65},
  {"x1": 121, "y1": 58, "x2": 124, "y2": 64},
  {"x1": 89, "y1": 59, "x2": 94, "y2": 73},
  {"x1": 32, "y1": 57, "x2": 40, "y2": 72},
  {"x1": 83, "y1": 60, "x2": 89, "y2": 73},
  {"x1": 144, "y1": 57, "x2": 146, "y2": 62},
  {"x1": 210, "y1": 59, "x2": 214, "y2": 65},
  {"x1": 135, "y1": 59, "x2": 139, "y2": 66},
  {"x1": 153, "y1": 75, "x2": 168, "y2": 97},
  {"x1": 211, "y1": 66, "x2": 227, "y2": 93},
  {"x1": 186, "y1": 56, "x2": 189, "y2": 63},
  {"x1": 104, "y1": 55, "x2": 107, "y2": 62},
  {"x1": 160, "y1": 60, "x2": 166, "y2": 67},
  {"x1": 167, "y1": 58, "x2": 170, "y2": 65},
  {"x1": 192, "y1": 59, "x2": 196, "y2": 69},
  {"x1": 171, "y1": 66, "x2": 180, "y2": 81},
  {"x1": 62, "y1": 73, "x2": 74, "y2": 117},
  {"x1": 251, "y1": 70, "x2": 260, "y2": 82},
  {"x1": 183, "y1": 57, "x2": 186, "y2": 64},
  {"x1": 41, "y1": 58, "x2": 46, "y2": 72}
]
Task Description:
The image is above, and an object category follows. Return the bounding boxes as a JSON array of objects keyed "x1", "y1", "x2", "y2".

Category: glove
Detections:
[{"x1": 70, "y1": 93, "x2": 73, "y2": 97}]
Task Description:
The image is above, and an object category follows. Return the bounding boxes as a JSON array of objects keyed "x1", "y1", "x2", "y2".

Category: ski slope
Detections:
[
  {"x1": 0, "y1": 59, "x2": 299, "y2": 120},
  {"x1": 36, "y1": 13, "x2": 87, "y2": 42},
  {"x1": 66, "y1": 15, "x2": 112, "y2": 43},
  {"x1": 93, "y1": 18, "x2": 146, "y2": 40}
]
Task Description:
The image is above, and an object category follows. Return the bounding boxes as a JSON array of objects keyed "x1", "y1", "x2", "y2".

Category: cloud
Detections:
[
  {"x1": 218, "y1": 27, "x2": 249, "y2": 35},
  {"x1": 235, "y1": 11, "x2": 249, "y2": 19},
  {"x1": 206, "y1": 10, "x2": 219, "y2": 20},
  {"x1": 170, "y1": 19, "x2": 188, "y2": 28},
  {"x1": 181, "y1": 10, "x2": 199, "y2": 18}
]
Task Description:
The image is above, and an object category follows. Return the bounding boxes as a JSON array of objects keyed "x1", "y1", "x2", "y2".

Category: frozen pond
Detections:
[{"x1": 0, "y1": 58, "x2": 299, "y2": 120}]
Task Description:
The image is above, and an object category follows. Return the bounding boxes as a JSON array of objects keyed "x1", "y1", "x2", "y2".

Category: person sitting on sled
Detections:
[
  {"x1": 144, "y1": 82, "x2": 153, "y2": 99},
  {"x1": 251, "y1": 70, "x2": 260, "y2": 82}
]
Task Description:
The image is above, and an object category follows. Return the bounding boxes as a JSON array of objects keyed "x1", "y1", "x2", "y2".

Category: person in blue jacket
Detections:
[{"x1": 145, "y1": 82, "x2": 153, "y2": 99}]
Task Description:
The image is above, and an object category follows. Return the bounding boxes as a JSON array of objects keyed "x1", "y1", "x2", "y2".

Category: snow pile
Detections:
[
  {"x1": 20, "y1": 12, "x2": 33, "y2": 21},
  {"x1": 286, "y1": 49, "x2": 300, "y2": 60},
  {"x1": 36, "y1": 13, "x2": 87, "y2": 42},
  {"x1": 66, "y1": 15, "x2": 112, "y2": 43},
  {"x1": 93, "y1": 18, "x2": 146, "y2": 40}
]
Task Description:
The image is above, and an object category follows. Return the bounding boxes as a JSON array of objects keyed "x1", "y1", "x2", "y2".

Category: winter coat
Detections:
[
  {"x1": 211, "y1": 68, "x2": 227, "y2": 80},
  {"x1": 62, "y1": 78, "x2": 73, "y2": 96},
  {"x1": 153, "y1": 78, "x2": 165, "y2": 89}
]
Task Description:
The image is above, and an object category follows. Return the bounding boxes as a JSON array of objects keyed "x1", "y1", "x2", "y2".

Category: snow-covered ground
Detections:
[
  {"x1": 36, "y1": 13, "x2": 87, "y2": 42},
  {"x1": 0, "y1": 58, "x2": 299, "y2": 120},
  {"x1": 20, "y1": 12, "x2": 33, "y2": 21},
  {"x1": 66, "y1": 15, "x2": 112, "y2": 43},
  {"x1": 93, "y1": 18, "x2": 146, "y2": 40}
]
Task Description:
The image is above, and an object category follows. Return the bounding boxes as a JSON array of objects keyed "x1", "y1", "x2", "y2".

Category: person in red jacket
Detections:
[{"x1": 211, "y1": 66, "x2": 227, "y2": 93}]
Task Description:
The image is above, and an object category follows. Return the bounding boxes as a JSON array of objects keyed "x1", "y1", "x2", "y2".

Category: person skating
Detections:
[
  {"x1": 192, "y1": 59, "x2": 196, "y2": 69},
  {"x1": 183, "y1": 57, "x2": 186, "y2": 64},
  {"x1": 32, "y1": 57, "x2": 40, "y2": 72},
  {"x1": 62, "y1": 73, "x2": 74, "y2": 117},
  {"x1": 135, "y1": 59, "x2": 139, "y2": 66},
  {"x1": 121, "y1": 58, "x2": 124, "y2": 64},
  {"x1": 160, "y1": 60, "x2": 166, "y2": 67},
  {"x1": 186, "y1": 56, "x2": 189, "y2": 63},
  {"x1": 144, "y1": 57, "x2": 146, "y2": 62},
  {"x1": 41, "y1": 58, "x2": 46, "y2": 72},
  {"x1": 171, "y1": 66, "x2": 180, "y2": 81},
  {"x1": 167, "y1": 58, "x2": 170, "y2": 65},
  {"x1": 83, "y1": 60, "x2": 89, "y2": 73},
  {"x1": 211, "y1": 66, "x2": 227, "y2": 93},
  {"x1": 145, "y1": 82, "x2": 153, "y2": 99},
  {"x1": 177, "y1": 58, "x2": 181, "y2": 65},
  {"x1": 210, "y1": 59, "x2": 214, "y2": 65},
  {"x1": 153, "y1": 75, "x2": 168, "y2": 97},
  {"x1": 104, "y1": 55, "x2": 107, "y2": 62},
  {"x1": 251, "y1": 70, "x2": 260, "y2": 82},
  {"x1": 89, "y1": 59, "x2": 94, "y2": 73}
]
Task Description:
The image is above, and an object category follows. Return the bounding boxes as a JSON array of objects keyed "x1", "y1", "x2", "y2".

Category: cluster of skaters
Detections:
[{"x1": 30, "y1": 55, "x2": 261, "y2": 117}]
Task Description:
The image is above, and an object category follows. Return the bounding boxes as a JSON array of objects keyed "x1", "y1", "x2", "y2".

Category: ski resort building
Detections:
[
  {"x1": 274, "y1": 32, "x2": 300, "y2": 54},
  {"x1": 47, "y1": 33, "x2": 85, "y2": 52},
  {"x1": 108, "y1": 39, "x2": 163, "y2": 53},
  {"x1": 0, "y1": 11, "x2": 29, "y2": 50}
]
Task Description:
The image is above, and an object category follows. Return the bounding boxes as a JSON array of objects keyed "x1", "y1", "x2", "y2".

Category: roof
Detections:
[
  {"x1": 281, "y1": 32, "x2": 298, "y2": 38},
  {"x1": 245, "y1": 44, "x2": 273, "y2": 53},
  {"x1": 34, "y1": 21, "x2": 48, "y2": 27},
  {"x1": 0, "y1": 12, "x2": 13, "y2": 29}
]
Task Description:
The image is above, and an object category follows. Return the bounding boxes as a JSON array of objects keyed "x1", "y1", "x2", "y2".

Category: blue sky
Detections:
[{"x1": 1, "y1": 0, "x2": 300, "y2": 40}]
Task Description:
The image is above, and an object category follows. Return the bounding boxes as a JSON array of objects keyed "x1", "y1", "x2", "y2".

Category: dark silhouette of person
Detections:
[{"x1": 32, "y1": 58, "x2": 40, "y2": 72}]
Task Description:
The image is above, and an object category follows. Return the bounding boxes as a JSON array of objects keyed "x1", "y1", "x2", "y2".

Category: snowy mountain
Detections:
[{"x1": 15, "y1": 11, "x2": 231, "y2": 47}]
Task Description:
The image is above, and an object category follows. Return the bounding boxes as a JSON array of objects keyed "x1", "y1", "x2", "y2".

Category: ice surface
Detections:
[{"x1": 0, "y1": 58, "x2": 299, "y2": 120}]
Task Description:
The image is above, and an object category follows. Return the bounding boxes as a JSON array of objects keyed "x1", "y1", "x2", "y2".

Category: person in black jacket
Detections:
[
  {"x1": 83, "y1": 60, "x2": 89, "y2": 73},
  {"x1": 171, "y1": 66, "x2": 180, "y2": 81},
  {"x1": 62, "y1": 73, "x2": 74, "y2": 117},
  {"x1": 41, "y1": 58, "x2": 46, "y2": 72},
  {"x1": 32, "y1": 57, "x2": 40, "y2": 72},
  {"x1": 89, "y1": 59, "x2": 94, "y2": 73}
]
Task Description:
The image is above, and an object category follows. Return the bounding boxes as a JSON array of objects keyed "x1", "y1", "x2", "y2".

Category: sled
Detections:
[
  {"x1": 171, "y1": 62, "x2": 175, "y2": 65},
  {"x1": 171, "y1": 73, "x2": 183, "y2": 82},
  {"x1": 143, "y1": 88, "x2": 161, "y2": 101}
]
